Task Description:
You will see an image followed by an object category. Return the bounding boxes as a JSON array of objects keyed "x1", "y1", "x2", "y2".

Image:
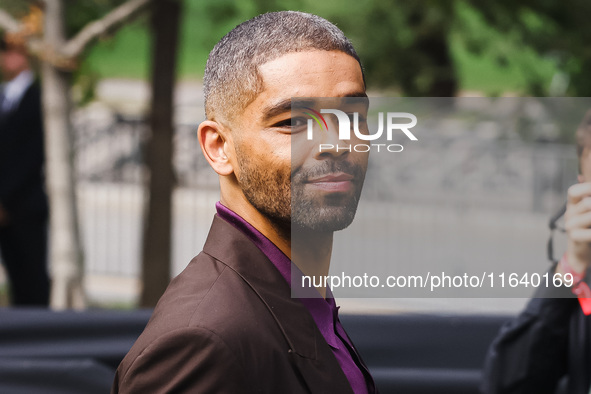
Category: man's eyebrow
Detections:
[
  {"x1": 261, "y1": 99, "x2": 291, "y2": 122},
  {"x1": 261, "y1": 98, "x2": 314, "y2": 122},
  {"x1": 261, "y1": 92, "x2": 368, "y2": 122}
]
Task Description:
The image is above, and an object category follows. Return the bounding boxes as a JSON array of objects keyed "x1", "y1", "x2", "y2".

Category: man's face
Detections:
[
  {"x1": 230, "y1": 50, "x2": 368, "y2": 232},
  {"x1": 0, "y1": 48, "x2": 28, "y2": 81}
]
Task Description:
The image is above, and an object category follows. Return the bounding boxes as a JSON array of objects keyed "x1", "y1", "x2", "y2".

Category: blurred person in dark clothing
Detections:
[
  {"x1": 0, "y1": 35, "x2": 49, "y2": 306},
  {"x1": 482, "y1": 110, "x2": 591, "y2": 394}
]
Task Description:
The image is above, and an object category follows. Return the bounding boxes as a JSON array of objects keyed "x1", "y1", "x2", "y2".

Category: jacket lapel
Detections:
[{"x1": 203, "y1": 215, "x2": 354, "y2": 393}]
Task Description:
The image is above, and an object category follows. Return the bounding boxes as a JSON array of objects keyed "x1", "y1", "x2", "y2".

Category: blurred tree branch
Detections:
[
  {"x1": 62, "y1": 0, "x2": 149, "y2": 58},
  {"x1": 0, "y1": 9, "x2": 20, "y2": 32},
  {"x1": 0, "y1": 0, "x2": 149, "y2": 70}
]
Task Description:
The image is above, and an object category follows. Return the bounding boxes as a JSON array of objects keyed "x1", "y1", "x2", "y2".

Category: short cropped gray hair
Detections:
[{"x1": 203, "y1": 11, "x2": 363, "y2": 124}]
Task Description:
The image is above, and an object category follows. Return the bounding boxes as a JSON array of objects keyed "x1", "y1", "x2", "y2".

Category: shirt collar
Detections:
[
  {"x1": 215, "y1": 201, "x2": 291, "y2": 283},
  {"x1": 299, "y1": 291, "x2": 341, "y2": 349},
  {"x1": 3, "y1": 70, "x2": 33, "y2": 99},
  {"x1": 1, "y1": 70, "x2": 33, "y2": 111},
  {"x1": 215, "y1": 201, "x2": 341, "y2": 349}
]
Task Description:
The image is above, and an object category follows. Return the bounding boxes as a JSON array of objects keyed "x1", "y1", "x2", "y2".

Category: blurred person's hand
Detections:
[
  {"x1": 0, "y1": 203, "x2": 8, "y2": 226},
  {"x1": 561, "y1": 182, "x2": 591, "y2": 275}
]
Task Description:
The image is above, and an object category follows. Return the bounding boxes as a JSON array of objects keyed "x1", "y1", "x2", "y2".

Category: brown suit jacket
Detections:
[{"x1": 112, "y1": 215, "x2": 357, "y2": 393}]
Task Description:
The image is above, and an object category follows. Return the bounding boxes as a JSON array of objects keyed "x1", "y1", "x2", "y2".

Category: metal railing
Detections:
[{"x1": 72, "y1": 105, "x2": 577, "y2": 287}]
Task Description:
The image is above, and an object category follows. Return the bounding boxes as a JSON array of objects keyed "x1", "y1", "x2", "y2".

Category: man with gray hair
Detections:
[{"x1": 113, "y1": 11, "x2": 375, "y2": 393}]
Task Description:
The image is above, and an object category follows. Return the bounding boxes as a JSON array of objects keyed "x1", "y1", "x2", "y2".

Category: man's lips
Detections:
[{"x1": 305, "y1": 172, "x2": 355, "y2": 192}]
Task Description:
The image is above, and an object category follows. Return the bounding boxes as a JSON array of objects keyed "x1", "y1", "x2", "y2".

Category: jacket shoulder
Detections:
[
  {"x1": 114, "y1": 325, "x2": 252, "y2": 393},
  {"x1": 115, "y1": 251, "x2": 298, "y2": 392}
]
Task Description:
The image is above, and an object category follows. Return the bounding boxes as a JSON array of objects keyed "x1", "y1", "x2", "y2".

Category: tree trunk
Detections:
[
  {"x1": 140, "y1": 0, "x2": 181, "y2": 307},
  {"x1": 42, "y1": 0, "x2": 85, "y2": 309}
]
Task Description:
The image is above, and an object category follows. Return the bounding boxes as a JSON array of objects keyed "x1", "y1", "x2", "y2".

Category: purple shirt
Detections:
[{"x1": 216, "y1": 202, "x2": 374, "y2": 394}]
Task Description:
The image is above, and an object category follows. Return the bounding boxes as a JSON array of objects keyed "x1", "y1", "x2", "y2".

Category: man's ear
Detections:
[{"x1": 198, "y1": 120, "x2": 234, "y2": 176}]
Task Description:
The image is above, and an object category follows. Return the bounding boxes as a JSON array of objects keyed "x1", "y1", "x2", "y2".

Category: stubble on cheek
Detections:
[{"x1": 236, "y1": 151, "x2": 292, "y2": 224}]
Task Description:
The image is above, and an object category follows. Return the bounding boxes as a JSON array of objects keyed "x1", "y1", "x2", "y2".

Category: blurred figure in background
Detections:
[
  {"x1": 482, "y1": 110, "x2": 591, "y2": 394},
  {"x1": 0, "y1": 34, "x2": 49, "y2": 307}
]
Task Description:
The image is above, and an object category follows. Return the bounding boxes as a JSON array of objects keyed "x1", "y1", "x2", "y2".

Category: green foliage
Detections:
[
  {"x1": 0, "y1": 0, "x2": 29, "y2": 18},
  {"x1": 63, "y1": 0, "x2": 136, "y2": 105},
  {"x1": 72, "y1": 57, "x2": 100, "y2": 105},
  {"x1": 6, "y1": 0, "x2": 590, "y2": 98},
  {"x1": 466, "y1": 0, "x2": 591, "y2": 96},
  {"x1": 78, "y1": 0, "x2": 591, "y2": 99},
  {"x1": 86, "y1": 0, "x2": 249, "y2": 79},
  {"x1": 310, "y1": 0, "x2": 457, "y2": 96},
  {"x1": 84, "y1": 19, "x2": 150, "y2": 79},
  {"x1": 453, "y1": 3, "x2": 558, "y2": 96},
  {"x1": 64, "y1": 0, "x2": 129, "y2": 38}
]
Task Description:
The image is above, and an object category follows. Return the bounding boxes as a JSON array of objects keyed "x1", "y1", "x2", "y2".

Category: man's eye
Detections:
[
  {"x1": 273, "y1": 117, "x2": 307, "y2": 128},
  {"x1": 347, "y1": 113, "x2": 366, "y2": 123},
  {"x1": 291, "y1": 117, "x2": 308, "y2": 127}
]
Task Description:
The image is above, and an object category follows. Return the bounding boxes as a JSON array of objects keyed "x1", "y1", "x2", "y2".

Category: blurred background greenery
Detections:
[
  {"x1": 3, "y1": 0, "x2": 587, "y2": 97},
  {"x1": 81, "y1": 0, "x2": 583, "y2": 97}
]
